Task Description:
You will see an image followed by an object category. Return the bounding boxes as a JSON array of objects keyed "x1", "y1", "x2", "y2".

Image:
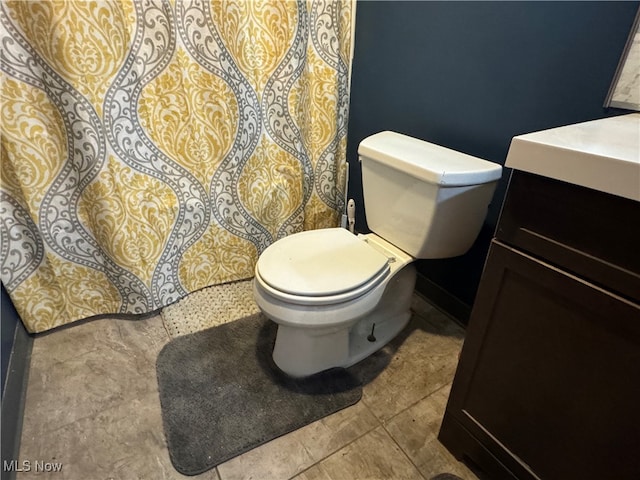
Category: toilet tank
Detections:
[{"x1": 358, "y1": 131, "x2": 502, "y2": 259}]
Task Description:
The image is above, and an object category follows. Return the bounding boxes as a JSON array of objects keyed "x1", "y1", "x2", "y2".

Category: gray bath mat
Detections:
[{"x1": 156, "y1": 313, "x2": 363, "y2": 476}]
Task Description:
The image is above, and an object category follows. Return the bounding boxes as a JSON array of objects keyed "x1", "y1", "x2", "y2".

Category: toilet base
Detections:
[
  {"x1": 272, "y1": 264, "x2": 416, "y2": 377},
  {"x1": 347, "y1": 310, "x2": 411, "y2": 368},
  {"x1": 273, "y1": 323, "x2": 350, "y2": 377}
]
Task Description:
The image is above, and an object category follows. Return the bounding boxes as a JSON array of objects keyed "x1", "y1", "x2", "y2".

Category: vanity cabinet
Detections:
[{"x1": 439, "y1": 171, "x2": 640, "y2": 480}]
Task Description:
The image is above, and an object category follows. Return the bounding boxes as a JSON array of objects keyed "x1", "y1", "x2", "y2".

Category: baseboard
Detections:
[
  {"x1": 1, "y1": 321, "x2": 33, "y2": 480},
  {"x1": 415, "y1": 272, "x2": 471, "y2": 327}
]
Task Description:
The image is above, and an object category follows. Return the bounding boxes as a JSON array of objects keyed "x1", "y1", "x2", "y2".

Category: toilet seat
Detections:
[
  {"x1": 255, "y1": 228, "x2": 391, "y2": 306},
  {"x1": 255, "y1": 265, "x2": 390, "y2": 306}
]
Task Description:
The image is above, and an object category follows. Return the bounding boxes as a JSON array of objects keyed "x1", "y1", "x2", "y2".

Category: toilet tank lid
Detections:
[{"x1": 358, "y1": 131, "x2": 502, "y2": 186}]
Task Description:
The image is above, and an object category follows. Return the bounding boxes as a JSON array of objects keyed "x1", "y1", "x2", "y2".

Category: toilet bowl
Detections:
[
  {"x1": 253, "y1": 131, "x2": 503, "y2": 377},
  {"x1": 253, "y1": 229, "x2": 416, "y2": 377}
]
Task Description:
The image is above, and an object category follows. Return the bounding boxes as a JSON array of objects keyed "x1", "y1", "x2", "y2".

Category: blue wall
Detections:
[
  {"x1": 1, "y1": 285, "x2": 20, "y2": 396},
  {"x1": 346, "y1": 1, "x2": 638, "y2": 316}
]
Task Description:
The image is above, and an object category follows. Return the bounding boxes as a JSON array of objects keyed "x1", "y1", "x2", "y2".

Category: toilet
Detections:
[{"x1": 253, "y1": 131, "x2": 502, "y2": 377}]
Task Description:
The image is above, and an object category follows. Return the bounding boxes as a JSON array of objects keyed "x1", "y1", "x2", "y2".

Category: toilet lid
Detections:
[{"x1": 257, "y1": 228, "x2": 390, "y2": 297}]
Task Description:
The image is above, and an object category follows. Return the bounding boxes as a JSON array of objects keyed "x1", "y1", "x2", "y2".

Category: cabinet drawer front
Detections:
[{"x1": 497, "y1": 171, "x2": 640, "y2": 303}]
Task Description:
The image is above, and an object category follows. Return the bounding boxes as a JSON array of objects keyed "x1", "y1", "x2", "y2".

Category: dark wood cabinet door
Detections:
[{"x1": 441, "y1": 240, "x2": 640, "y2": 480}]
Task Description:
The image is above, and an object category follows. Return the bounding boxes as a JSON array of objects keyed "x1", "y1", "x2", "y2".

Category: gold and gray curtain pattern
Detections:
[{"x1": 0, "y1": 0, "x2": 353, "y2": 332}]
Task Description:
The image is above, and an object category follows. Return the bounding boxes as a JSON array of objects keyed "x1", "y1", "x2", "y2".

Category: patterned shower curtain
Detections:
[{"x1": 0, "y1": 0, "x2": 354, "y2": 333}]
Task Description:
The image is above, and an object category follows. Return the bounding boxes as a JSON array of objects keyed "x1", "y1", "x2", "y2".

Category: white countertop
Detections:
[{"x1": 505, "y1": 113, "x2": 640, "y2": 202}]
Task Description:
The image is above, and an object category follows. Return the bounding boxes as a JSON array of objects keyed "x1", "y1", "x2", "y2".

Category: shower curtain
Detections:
[{"x1": 0, "y1": 0, "x2": 354, "y2": 333}]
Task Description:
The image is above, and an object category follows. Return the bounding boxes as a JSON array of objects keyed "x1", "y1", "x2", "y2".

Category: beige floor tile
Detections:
[
  {"x1": 22, "y1": 316, "x2": 167, "y2": 435},
  {"x1": 17, "y1": 390, "x2": 216, "y2": 480},
  {"x1": 101, "y1": 314, "x2": 171, "y2": 363},
  {"x1": 385, "y1": 385, "x2": 476, "y2": 480},
  {"x1": 295, "y1": 400, "x2": 380, "y2": 462},
  {"x1": 29, "y1": 318, "x2": 115, "y2": 367},
  {"x1": 358, "y1": 313, "x2": 464, "y2": 422},
  {"x1": 295, "y1": 426, "x2": 424, "y2": 480},
  {"x1": 293, "y1": 463, "x2": 334, "y2": 480},
  {"x1": 217, "y1": 401, "x2": 379, "y2": 480},
  {"x1": 30, "y1": 314, "x2": 169, "y2": 370},
  {"x1": 217, "y1": 427, "x2": 315, "y2": 480}
]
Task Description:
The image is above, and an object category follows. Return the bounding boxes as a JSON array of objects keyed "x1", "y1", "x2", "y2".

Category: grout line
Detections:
[
  {"x1": 381, "y1": 421, "x2": 429, "y2": 480},
  {"x1": 383, "y1": 382, "x2": 453, "y2": 425},
  {"x1": 158, "y1": 310, "x2": 175, "y2": 342},
  {"x1": 288, "y1": 402, "x2": 382, "y2": 480},
  {"x1": 288, "y1": 426, "x2": 379, "y2": 480},
  {"x1": 379, "y1": 382, "x2": 456, "y2": 480},
  {"x1": 213, "y1": 466, "x2": 223, "y2": 480}
]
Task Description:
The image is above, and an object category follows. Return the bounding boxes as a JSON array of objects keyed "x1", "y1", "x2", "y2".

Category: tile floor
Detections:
[{"x1": 16, "y1": 294, "x2": 477, "y2": 480}]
